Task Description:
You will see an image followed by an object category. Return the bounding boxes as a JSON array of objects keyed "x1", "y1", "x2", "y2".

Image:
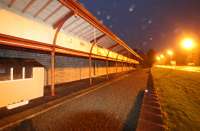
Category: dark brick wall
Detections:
[{"x1": 0, "y1": 48, "x2": 132, "y2": 85}]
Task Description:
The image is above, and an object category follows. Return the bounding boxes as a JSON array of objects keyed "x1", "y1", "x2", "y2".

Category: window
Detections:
[
  {"x1": 0, "y1": 66, "x2": 10, "y2": 81},
  {"x1": 13, "y1": 66, "x2": 22, "y2": 80},
  {"x1": 0, "y1": 61, "x2": 34, "y2": 81},
  {"x1": 25, "y1": 66, "x2": 33, "y2": 78}
]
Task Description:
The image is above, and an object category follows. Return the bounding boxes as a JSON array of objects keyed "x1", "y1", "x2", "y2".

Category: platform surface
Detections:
[{"x1": 0, "y1": 69, "x2": 149, "y2": 131}]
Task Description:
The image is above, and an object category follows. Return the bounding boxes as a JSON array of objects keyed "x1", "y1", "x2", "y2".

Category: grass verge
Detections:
[{"x1": 152, "y1": 67, "x2": 200, "y2": 131}]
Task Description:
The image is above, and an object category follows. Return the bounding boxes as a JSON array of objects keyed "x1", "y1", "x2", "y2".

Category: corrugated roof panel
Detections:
[
  {"x1": 76, "y1": 25, "x2": 93, "y2": 37},
  {"x1": 45, "y1": 7, "x2": 70, "y2": 25},
  {"x1": 1, "y1": 0, "x2": 10, "y2": 5},
  {"x1": 12, "y1": 0, "x2": 30, "y2": 11},
  {"x1": 80, "y1": 28, "x2": 100, "y2": 40},
  {"x1": 72, "y1": 23, "x2": 90, "y2": 35},
  {"x1": 79, "y1": 28, "x2": 93, "y2": 38},
  {"x1": 25, "y1": 0, "x2": 48, "y2": 15},
  {"x1": 36, "y1": 0, "x2": 61, "y2": 20},
  {"x1": 80, "y1": 29, "x2": 101, "y2": 42},
  {"x1": 97, "y1": 36, "x2": 115, "y2": 48},
  {"x1": 70, "y1": 23, "x2": 91, "y2": 37},
  {"x1": 63, "y1": 16, "x2": 81, "y2": 30},
  {"x1": 86, "y1": 31, "x2": 103, "y2": 42},
  {"x1": 64, "y1": 18, "x2": 85, "y2": 33}
]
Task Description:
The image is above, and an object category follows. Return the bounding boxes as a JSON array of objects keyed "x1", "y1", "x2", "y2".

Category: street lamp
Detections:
[
  {"x1": 160, "y1": 54, "x2": 165, "y2": 59},
  {"x1": 181, "y1": 38, "x2": 195, "y2": 50},
  {"x1": 181, "y1": 37, "x2": 197, "y2": 65},
  {"x1": 156, "y1": 56, "x2": 161, "y2": 61},
  {"x1": 167, "y1": 50, "x2": 173, "y2": 56},
  {"x1": 167, "y1": 50, "x2": 174, "y2": 65}
]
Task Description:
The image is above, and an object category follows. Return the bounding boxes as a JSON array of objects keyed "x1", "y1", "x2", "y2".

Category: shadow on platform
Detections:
[
  {"x1": 123, "y1": 90, "x2": 144, "y2": 131},
  {"x1": 123, "y1": 70, "x2": 151, "y2": 131}
]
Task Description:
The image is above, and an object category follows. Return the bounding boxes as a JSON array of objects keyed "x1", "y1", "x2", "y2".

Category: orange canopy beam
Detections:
[
  {"x1": 108, "y1": 43, "x2": 119, "y2": 50},
  {"x1": 90, "y1": 34, "x2": 105, "y2": 43},
  {"x1": 53, "y1": 11, "x2": 74, "y2": 29}
]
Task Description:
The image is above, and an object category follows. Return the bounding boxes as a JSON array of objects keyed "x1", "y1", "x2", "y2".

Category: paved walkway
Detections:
[
  {"x1": 0, "y1": 69, "x2": 149, "y2": 131},
  {"x1": 0, "y1": 71, "x2": 128, "y2": 119}
]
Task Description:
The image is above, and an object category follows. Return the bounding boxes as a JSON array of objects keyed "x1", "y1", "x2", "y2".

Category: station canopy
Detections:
[{"x1": 0, "y1": 0, "x2": 142, "y2": 63}]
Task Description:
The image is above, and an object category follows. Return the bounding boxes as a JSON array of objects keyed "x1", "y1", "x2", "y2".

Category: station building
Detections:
[{"x1": 0, "y1": 0, "x2": 142, "y2": 108}]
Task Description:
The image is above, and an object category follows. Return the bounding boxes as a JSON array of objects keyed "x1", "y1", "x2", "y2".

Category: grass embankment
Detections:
[{"x1": 152, "y1": 67, "x2": 200, "y2": 131}]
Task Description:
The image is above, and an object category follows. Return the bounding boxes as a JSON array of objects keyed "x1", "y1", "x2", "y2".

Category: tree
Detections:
[{"x1": 146, "y1": 49, "x2": 156, "y2": 67}]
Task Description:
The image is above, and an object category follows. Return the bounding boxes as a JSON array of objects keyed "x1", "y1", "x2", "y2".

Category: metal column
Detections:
[{"x1": 51, "y1": 11, "x2": 74, "y2": 96}]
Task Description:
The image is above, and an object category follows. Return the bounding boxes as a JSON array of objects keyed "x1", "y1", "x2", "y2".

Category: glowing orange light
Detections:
[
  {"x1": 167, "y1": 50, "x2": 173, "y2": 56},
  {"x1": 181, "y1": 38, "x2": 195, "y2": 49},
  {"x1": 156, "y1": 56, "x2": 161, "y2": 61},
  {"x1": 160, "y1": 54, "x2": 165, "y2": 58}
]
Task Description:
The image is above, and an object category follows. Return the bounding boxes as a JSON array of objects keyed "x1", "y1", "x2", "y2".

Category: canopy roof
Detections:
[{"x1": 0, "y1": 0, "x2": 142, "y2": 62}]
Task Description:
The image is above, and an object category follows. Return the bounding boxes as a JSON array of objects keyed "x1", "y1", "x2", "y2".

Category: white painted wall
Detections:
[{"x1": 0, "y1": 68, "x2": 44, "y2": 108}]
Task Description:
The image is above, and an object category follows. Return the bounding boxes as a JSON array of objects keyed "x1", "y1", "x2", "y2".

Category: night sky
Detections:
[{"x1": 79, "y1": 0, "x2": 200, "y2": 53}]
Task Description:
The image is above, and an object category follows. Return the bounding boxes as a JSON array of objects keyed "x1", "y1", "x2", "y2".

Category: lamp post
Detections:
[
  {"x1": 156, "y1": 56, "x2": 161, "y2": 61},
  {"x1": 181, "y1": 38, "x2": 196, "y2": 65},
  {"x1": 167, "y1": 50, "x2": 173, "y2": 65},
  {"x1": 160, "y1": 54, "x2": 165, "y2": 59},
  {"x1": 181, "y1": 38, "x2": 195, "y2": 50}
]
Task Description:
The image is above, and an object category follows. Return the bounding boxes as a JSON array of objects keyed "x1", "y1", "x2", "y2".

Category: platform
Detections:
[{"x1": 0, "y1": 69, "x2": 149, "y2": 131}]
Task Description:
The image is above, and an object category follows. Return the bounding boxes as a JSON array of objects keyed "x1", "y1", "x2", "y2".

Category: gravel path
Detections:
[{"x1": 3, "y1": 69, "x2": 149, "y2": 131}]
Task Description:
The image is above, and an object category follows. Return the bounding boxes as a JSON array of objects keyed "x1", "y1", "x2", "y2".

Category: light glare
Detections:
[
  {"x1": 156, "y1": 56, "x2": 161, "y2": 61},
  {"x1": 182, "y1": 38, "x2": 195, "y2": 49},
  {"x1": 167, "y1": 50, "x2": 173, "y2": 56},
  {"x1": 160, "y1": 54, "x2": 165, "y2": 58}
]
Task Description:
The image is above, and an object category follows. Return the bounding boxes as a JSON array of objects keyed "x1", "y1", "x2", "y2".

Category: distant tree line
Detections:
[{"x1": 135, "y1": 49, "x2": 156, "y2": 68}]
